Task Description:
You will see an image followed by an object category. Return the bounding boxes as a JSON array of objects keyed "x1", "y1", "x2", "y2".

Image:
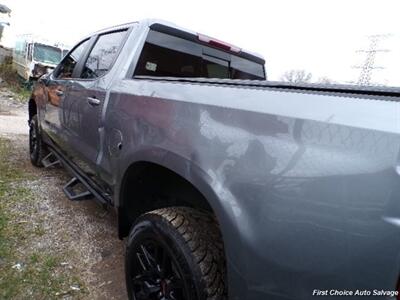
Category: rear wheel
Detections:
[
  {"x1": 125, "y1": 207, "x2": 227, "y2": 300},
  {"x1": 29, "y1": 115, "x2": 46, "y2": 167}
]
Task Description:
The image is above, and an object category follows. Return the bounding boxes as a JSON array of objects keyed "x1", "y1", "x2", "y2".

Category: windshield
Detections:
[{"x1": 33, "y1": 44, "x2": 62, "y2": 65}]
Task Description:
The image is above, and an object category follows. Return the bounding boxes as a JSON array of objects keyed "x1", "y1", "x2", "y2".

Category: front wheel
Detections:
[
  {"x1": 29, "y1": 115, "x2": 47, "y2": 167},
  {"x1": 125, "y1": 207, "x2": 227, "y2": 300}
]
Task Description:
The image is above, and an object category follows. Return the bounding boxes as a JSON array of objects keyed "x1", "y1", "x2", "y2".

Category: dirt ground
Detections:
[{"x1": 0, "y1": 87, "x2": 127, "y2": 299}]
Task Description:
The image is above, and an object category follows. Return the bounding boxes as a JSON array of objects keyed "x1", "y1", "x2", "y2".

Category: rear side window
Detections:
[
  {"x1": 134, "y1": 30, "x2": 265, "y2": 80},
  {"x1": 81, "y1": 30, "x2": 127, "y2": 79},
  {"x1": 136, "y1": 42, "x2": 202, "y2": 77}
]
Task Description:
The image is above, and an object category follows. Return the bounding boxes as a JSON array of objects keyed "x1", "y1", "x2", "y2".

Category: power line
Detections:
[{"x1": 353, "y1": 34, "x2": 391, "y2": 86}]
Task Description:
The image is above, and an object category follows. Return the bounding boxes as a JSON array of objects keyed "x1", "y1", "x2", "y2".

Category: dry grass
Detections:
[
  {"x1": 0, "y1": 137, "x2": 86, "y2": 299},
  {"x1": 0, "y1": 58, "x2": 31, "y2": 102}
]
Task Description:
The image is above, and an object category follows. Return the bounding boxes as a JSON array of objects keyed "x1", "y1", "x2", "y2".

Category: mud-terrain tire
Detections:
[
  {"x1": 125, "y1": 207, "x2": 227, "y2": 300},
  {"x1": 29, "y1": 115, "x2": 46, "y2": 167}
]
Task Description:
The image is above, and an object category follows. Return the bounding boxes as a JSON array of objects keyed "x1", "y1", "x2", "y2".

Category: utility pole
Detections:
[{"x1": 353, "y1": 34, "x2": 391, "y2": 86}]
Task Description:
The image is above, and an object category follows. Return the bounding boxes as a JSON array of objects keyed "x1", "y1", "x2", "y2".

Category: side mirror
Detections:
[{"x1": 38, "y1": 74, "x2": 50, "y2": 86}]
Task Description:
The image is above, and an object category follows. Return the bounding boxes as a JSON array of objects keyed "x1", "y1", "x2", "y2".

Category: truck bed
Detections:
[{"x1": 105, "y1": 76, "x2": 400, "y2": 299}]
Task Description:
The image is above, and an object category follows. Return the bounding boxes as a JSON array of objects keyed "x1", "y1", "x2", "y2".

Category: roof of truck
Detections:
[{"x1": 94, "y1": 18, "x2": 265, "y2": 63}]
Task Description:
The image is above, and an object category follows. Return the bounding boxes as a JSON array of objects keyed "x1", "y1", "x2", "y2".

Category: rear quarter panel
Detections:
[{"x1": 105, "y1": 78, "x2": 400, "y2": 300}]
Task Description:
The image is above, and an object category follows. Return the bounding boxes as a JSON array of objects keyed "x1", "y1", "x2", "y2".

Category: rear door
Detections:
[
  {"x1": 41, "y1": 38, "x2": 91, "y2": 148},
  {"x1": 62, "y1": 29, "x2": 128, "y2": 179}
]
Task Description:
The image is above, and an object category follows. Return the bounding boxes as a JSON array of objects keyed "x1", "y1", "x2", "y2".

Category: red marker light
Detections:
[{"x1": 197, "y1": 34, "x2": 241, "y2": 53}]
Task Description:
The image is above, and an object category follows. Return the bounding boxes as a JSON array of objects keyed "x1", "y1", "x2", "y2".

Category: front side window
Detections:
[
  {"x1": 81, "y1": 30, "x2": 127, "y2": 79},
  {"x1": 27, "y1": 44, "x2": 33, "y2": 61},
  {"x1": 54, "y1": 39, "x2": 90, "y2": 79},
  {"x1": 62, "y1": 49, "x2": 69, "y2": 58},
  {"x1": 14, "y1": 40, "x2": 26, "y2": 56}
]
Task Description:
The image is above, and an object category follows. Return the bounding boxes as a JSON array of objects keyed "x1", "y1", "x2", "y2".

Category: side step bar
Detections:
[
  {"x1": 45, "y1": 147, "x2": 110, "y2": 207},
  {"x1": 41, "y1": 152, "x2": 61, "y2": 168},
  {"x1": 63, "y1": 177, "x2": 93, "y2": 201}
]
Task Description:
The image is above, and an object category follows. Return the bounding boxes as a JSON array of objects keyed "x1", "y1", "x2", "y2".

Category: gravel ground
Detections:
[
  {"x1": 0, "y1": 89, "x2": 28, "y2": 135},
  {"x1": 0, "y1": 87, "x2": 127, "y2": 299}
]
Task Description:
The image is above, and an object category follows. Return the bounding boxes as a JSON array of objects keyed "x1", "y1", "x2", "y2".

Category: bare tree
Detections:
[
  {"x1": 317, "y1": 76, "x2": 336, "y2": 84},
  {"x1": 281, "y1": 69, "x2": 312, "y2": 83}
]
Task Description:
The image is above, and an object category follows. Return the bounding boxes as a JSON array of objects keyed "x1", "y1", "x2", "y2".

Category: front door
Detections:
[
  {"x1": 41, "y1": 75, "x2": 68, "y2": 147},
  {"x1": 62, "y1": 80, "x2": 106, "y2": 176},
  {"x1": 62, "y1": 29, "x2": 128, "y2": 179},
  {"x1": 42, "y1": 38, "x2": 91, "y2": 151}
]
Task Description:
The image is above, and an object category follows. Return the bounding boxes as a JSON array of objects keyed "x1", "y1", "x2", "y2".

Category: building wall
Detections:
[{"x1": 0, "y1": 44, "x2": 12, "y2": 64}]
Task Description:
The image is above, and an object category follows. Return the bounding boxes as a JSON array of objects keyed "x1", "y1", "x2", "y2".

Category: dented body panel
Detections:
[{"x1": 107, "y1": 78, "x2": 400, "y2": 300}]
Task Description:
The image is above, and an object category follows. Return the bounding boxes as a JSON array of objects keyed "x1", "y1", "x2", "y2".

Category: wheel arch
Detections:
[
  {"x1": 116, "y1": 148, "x2": 245, "y2": 299},
  {"x1": 116, "y1": 149, "x2": 229, "y2": 241}
]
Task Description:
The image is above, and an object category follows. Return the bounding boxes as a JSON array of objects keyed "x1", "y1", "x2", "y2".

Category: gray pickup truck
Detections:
[{"x1": 28, "y1": 19, "x2": 400, "y2": 300}]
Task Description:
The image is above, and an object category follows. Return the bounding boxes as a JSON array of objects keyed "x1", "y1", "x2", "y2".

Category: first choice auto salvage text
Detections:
[{"x1": 312, "y1": 289, "x2": 398, "y2": 297}]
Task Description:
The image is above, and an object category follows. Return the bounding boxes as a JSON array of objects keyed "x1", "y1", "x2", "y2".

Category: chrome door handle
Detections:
[
  {"x1": 87, "y1": 97, "x2": 100, "y2": 106},
  {"x1": 56, "y1": 89, "x2": 64, "y2": 96}
]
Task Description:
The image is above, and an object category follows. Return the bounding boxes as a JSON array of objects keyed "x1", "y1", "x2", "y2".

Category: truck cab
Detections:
[{"x1": 13, "y1": 35, "x2": 68, "y2": 81}]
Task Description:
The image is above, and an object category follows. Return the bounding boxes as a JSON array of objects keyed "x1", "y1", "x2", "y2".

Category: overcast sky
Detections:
[{"x1": 1, "y1": 0, "x2": 399, "y2": 86}]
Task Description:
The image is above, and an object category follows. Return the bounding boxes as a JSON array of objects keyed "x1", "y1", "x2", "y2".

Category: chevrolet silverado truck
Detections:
[{"x1": 28, "y1": 19, "x2": 400, "y2": 300}]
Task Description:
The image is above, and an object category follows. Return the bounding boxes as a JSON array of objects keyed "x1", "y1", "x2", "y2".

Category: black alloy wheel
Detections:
[
  {"x1": 126, "y1": 207, "x2": 227, "y2": 300},
  {"x1": 130, "y1": 238, "x2": 189, "y2": 300},
  {"x1": 29, "y1": 115, "x2": 46, "y2": 167}
]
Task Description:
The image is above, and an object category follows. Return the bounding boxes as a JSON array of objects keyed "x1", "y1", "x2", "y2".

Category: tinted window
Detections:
[
  {"x1": 231, "y1": 56, "x2": 265, "y2": 80},
  {"x1": 134, "y1": 30, "x2": 265, "y2": 80},
  {"x1": 203, "y1": 55, "x2": 230, "y2": 78},
  {"x1": 54, "y1": 39, "x2": 89, "y2": 79},
  {"x1": 135, "y1": 42, "x2": 202, "y2": 77},
  {"x1": 81, "y1": 30, "x2": 127, "y2": 79}
]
